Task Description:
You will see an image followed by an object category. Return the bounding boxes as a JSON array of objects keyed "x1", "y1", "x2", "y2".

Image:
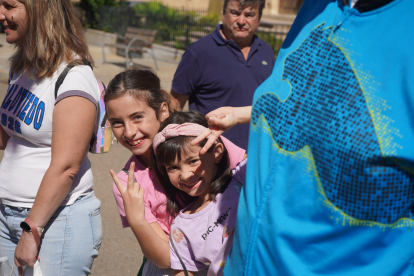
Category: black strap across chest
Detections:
[
  {"x1": 54, "y1": 59, "x2": 93, "y2": 99},
  {"x1": 8, "y1": 59, "x2": 93, "y2": 94}
]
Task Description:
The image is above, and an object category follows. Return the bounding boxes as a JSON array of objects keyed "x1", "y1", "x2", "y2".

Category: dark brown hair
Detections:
[
  {"x1": 104, "y1": 70, "x2": 172, "y2": 119},
  {"x1": 10, "y1": 0, "x2": 93, "y2": 79},
  {"x1": 151, "y1": 110, "x2": 233, "y2": 216},
  {"x1": 223, "y1": 0, "x2": 266, "y2": 17}
]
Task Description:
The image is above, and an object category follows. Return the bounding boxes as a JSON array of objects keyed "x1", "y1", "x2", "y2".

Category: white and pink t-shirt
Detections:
[
  {"x1": 113, "y1": 136, "x2": 246, "y2": 234},
  {"x1": 169, "y1": 158, "x2": 247, "y2": 275}
]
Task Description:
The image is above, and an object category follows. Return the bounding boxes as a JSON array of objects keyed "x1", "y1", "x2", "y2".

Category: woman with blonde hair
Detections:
[{"x1": 0, "y1": 0, "x2": 102, "y2": 275}]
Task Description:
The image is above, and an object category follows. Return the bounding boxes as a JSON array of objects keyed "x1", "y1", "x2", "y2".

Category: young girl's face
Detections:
[
  {"x1": 106, "y1": 94, "x2": 169, "y2": 157},
  {"x1": 165, "y1": 142, "x2": 223, "y2": 198}
]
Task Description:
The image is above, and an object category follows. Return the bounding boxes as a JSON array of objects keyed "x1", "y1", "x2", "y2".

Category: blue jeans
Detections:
[{"x1": 0, "y1": 191, "x2": 102, "y2": 276}]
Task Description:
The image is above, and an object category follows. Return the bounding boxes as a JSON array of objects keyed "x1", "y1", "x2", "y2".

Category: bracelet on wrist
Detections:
[
  {"x1": 20, "y1": 221, "x2": 44, "y2": 234},
  {"x1": 20, "y1": 217, "x2": 43, "y2": 247}
]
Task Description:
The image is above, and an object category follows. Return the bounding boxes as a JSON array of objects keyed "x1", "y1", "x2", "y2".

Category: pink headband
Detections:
[{"x1": 153, "y1": 123, "x2": 210, "y2": 153}]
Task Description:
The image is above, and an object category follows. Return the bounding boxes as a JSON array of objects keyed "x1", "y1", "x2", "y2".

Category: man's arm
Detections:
[{"x1": 170, "y1": 90, "x2": 189, "y2": 111}]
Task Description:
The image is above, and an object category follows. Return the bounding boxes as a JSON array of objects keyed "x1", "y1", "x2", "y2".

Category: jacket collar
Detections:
[{"x1": 342, "y1": 0, "x2": 395, "y2": 12}]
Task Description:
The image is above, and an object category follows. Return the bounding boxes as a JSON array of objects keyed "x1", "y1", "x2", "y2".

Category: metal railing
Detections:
[{"x1": 96, "y1": 5, "x2": 289, "y2": 57}]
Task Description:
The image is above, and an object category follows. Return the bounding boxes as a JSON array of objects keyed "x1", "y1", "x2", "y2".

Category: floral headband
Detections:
[{"x1": 152, "y1": 123, "x2": 214, "y2": 153}]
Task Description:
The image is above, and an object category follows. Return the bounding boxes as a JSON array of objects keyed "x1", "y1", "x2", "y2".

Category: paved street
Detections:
[{"x1": 0, "y1": 33, "x2": 179, "y2": 275}]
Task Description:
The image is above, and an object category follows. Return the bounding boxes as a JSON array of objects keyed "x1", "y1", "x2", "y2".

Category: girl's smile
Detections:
[
  {"x1": 165, "y1": 143, "x2": 223, "y2": 199},
  {"x1": 127, "y1": 137, "x2": 146, "y2": 148},
  {"x1": 180, "y1": 177, "x2": 202, "y2": 189}
]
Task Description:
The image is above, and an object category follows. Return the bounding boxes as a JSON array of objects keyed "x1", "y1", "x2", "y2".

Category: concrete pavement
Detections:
[{"x1": 0, "y1": 33, "x2": 179, "y2": 275}]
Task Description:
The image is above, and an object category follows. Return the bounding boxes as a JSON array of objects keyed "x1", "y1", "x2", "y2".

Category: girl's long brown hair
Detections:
[{"x1": 10, "y1": 0, "x2": 93, "y2": 79}]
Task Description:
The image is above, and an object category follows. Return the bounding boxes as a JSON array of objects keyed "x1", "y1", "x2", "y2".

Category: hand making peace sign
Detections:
[{"x1": 110, "y1": 162, "x2": 146, "y2": 227}]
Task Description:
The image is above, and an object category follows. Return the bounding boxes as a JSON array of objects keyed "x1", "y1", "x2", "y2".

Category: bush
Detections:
[
  {"x1": 132, "y1": 2, "x2": 218, "y2": 49},
  {"x1": 80, "y1": 0, "x2": 122, "y2": 28},
  {"x1": 97, "y1": 2, "x2": 219, "y2": 49}
]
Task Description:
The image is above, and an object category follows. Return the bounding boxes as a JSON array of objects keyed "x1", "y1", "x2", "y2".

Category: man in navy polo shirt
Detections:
[{"x1": 170, "y1": 0, "x2": 274, "y2": 150}]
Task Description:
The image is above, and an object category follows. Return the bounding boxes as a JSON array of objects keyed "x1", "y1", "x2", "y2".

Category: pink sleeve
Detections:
[
  {"x1": 220, "y1": 136, "x2": 246, "y2": 169},
  {"x1": 112, "y1": 170, "x2": 159, "y2": 228}
]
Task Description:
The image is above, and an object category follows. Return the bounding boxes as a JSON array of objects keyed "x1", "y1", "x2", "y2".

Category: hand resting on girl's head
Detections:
[{"x1": 192, "y1": 106, "x2": 252, "y2": 155}]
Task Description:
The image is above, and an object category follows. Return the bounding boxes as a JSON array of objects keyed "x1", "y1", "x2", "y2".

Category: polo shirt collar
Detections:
[
  {"x1": 212, "y1": 24, "x2": 227, "y2": 45},
  {"x1": 212, "y1": 24, "x2": 262, "y2": 48}
]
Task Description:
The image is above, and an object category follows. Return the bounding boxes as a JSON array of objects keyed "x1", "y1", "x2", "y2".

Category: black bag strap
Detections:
[
  {"x1": 169, "y1": 233, "x2": 189, "y2": 276},
  {"x1": 54, "y1": 59, "x2": 93, "y2": 99},
  {"x1": 8, "y1": 72, "x2": 13, "y2": 85}
]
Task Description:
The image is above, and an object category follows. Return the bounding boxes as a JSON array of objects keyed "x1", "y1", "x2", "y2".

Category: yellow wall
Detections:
[
  {"x1": 208, "y1": 0, "x2": 224, "y2": 14},
  {"x1": 263, "y1": 0, "x2": 280, "y2": 16},
  {"x1": 145, "y1": 0, "x2": 210, "y2": 10},
  {"x1": 155, "y1": 0, "x2": 283, "y2": 17}
]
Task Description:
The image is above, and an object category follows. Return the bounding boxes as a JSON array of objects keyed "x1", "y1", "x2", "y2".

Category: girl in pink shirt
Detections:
[{"x1": 105, "y1": 70, "x2": 245, "y2": 275}]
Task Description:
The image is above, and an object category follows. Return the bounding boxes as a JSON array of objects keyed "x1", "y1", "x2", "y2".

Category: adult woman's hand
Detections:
[
  {"x1": 110, "y1": 162, "x2": 146, "y2": 227},
  {"x1": 191, "y1": 106, "x2": 252, "y2": 154},
  {"x1": 14, "y1": 230, "x2": 39, "y2": 268}
]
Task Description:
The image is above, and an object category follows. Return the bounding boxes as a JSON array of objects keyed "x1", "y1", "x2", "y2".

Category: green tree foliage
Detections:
[
  {"x1": 131, "y1": 1, "x2": 219, "y2": 48},
  {"x1": 80, "y1": 0, "x2": 121, "y2": 28}
]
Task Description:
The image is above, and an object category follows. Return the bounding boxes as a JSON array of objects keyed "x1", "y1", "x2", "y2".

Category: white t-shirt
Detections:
[{"x1": 0, "y1": 64, "x2": 100, "y2": 208}]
